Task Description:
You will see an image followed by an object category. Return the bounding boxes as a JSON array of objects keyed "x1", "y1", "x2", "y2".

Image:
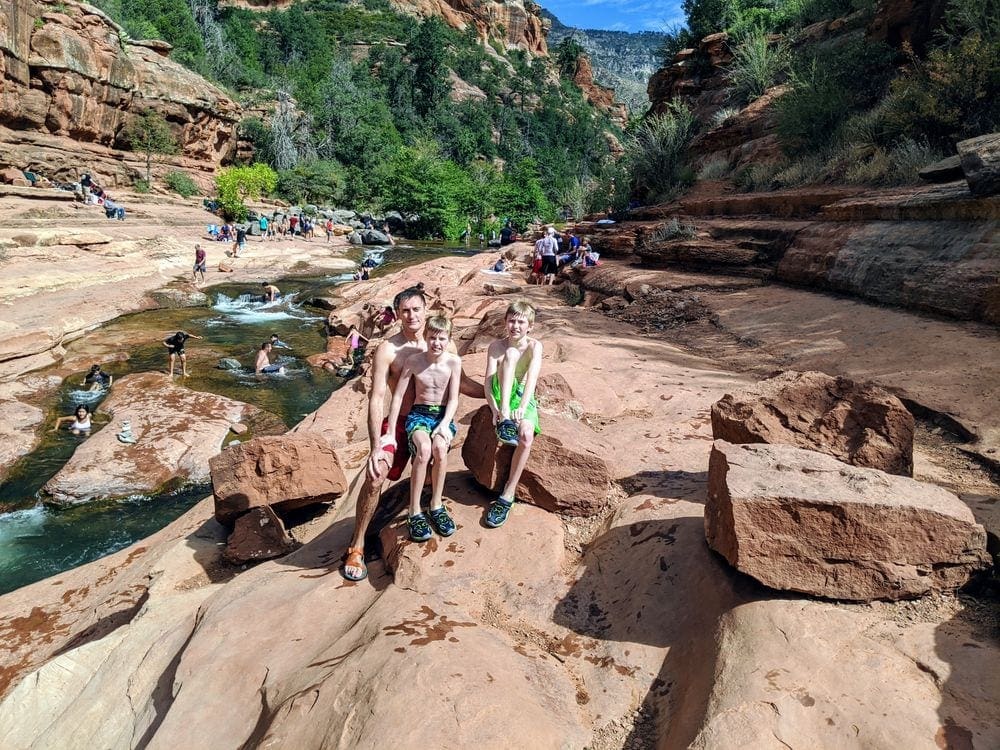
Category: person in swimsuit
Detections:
[
  {"x1": 342, "y1": 324, "x2": 369, "y2": 367},
  {"x1": 384, "y1": 315, "x2": 462, "y2": 542},
  {"x1": 82, "y1": 364, "x2": 113, "y2": 391},
  {"x1": 270, "y1": 333, "x2": 290, "y2": 349},
  {"x1": 261, "y1": 282, "x2": 281, "y2": 302},
  {"x1": 164, "y1": 330, "x2": 202, "y2": 377},
  {"x1": 255, "y1": 341, "x2": 284, "y2": 374},
  {"x1": 482, "y1": 299, "x2": 543, "y2": 528},
  {"x1": 52, "y1": 404, "x2": 94, "y2": 436}
]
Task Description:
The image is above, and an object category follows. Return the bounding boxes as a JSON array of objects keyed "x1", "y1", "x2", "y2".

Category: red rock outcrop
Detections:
[
  {"x1": 461, "y1": 404, "x2": 612, "y2": 516},
  {"x1": 223, "y1": 505, "x2": 297, "y2": 563},
  {"x1": 647, "y1": 32, "x2": 732, "y2": 124},
  {"x1": 210, "y1": 434, "x2": 348, "y2": 524},
  {"x1": 388, "y1": 0, "x2": 548, "y2": 55},
  {"x1": 706, "y1": 440, "x2": 990, "y2": 600},
  {"x1": 573, "y1": 54, "x2": 626, "y2": 126},
  {"x1": 0, "y1": 0, "x2": 241, "y2": 186},
  {"x1": 711, "y1": 370, "x2": 915, "y2": 475}
]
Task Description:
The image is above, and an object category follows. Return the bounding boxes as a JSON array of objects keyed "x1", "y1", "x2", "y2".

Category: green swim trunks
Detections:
[{"x1": 491, "y1": 374, "x2": 541, "y2": 434}]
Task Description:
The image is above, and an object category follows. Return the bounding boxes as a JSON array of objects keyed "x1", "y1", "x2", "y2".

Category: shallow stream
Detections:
[{"x1": 0, "y1": 241, "x2": 480, "y2": 595}]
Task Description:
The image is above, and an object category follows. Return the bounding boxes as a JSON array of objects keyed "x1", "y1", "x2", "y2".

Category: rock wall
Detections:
[
  {"x1": 0, "y1": 0, "x2": 240, "y2": 186},
  {"x1": 389, "y1": 0, "x2": 549, "y2": 55},
  {"x1": 573, "y1": 54, "x2": 627, "y2": 126}
]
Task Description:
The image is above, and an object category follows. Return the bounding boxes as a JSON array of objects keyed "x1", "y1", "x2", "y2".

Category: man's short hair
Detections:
[
  {"x1": 505, "y1": 300, "x2": 536, "y2": 325},
  {"x1": 425, "y1": 315, "x2": 452, "y2": 337},
  {"x1": 393, "y1": 285, "x2": 427, "y2": 310}
]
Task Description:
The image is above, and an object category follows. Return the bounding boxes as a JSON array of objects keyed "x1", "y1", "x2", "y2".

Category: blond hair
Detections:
[
  {"x1": 505, "y1": 299, "x2": 536, "y2": 325},
  {"x1": 425, "y1": 315, "x2": 452, "y2": 337}
]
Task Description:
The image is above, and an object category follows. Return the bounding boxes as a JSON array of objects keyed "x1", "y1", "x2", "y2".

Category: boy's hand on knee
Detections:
[
  {"x1": 431, "y1": 425, "x2": 452, "y2": 444},
  {"x1": 512, "y1": 406, "x2": 526, "y2": 422}
]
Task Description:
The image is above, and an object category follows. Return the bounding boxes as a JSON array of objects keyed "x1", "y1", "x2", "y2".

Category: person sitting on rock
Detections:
[
  {"x1": 384, "y1": 315, "x2": 462, "y2": 542},
  {"x1": 82, "y1": 364, "x2": 113, "y2": 391},
  {"x1": 482, "y1": 300, "x2": 542, "y2": 528},
  {"x1": 164, "y1": 330, "x2": 202, "y2": 377},
  {"x1": 52, "y1": 404, "x2": 94, "y2": 436},
  {"x1": 492, "y1": 256, "x2": 509, "y2": 273}
]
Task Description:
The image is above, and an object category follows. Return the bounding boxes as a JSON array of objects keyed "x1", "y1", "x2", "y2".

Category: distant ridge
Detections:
[{"x1": 541, "y1": 8, "x2": 666, "y2": 114}]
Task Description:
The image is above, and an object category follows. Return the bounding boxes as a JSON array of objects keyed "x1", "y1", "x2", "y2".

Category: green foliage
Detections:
[
  {"x1": 697, "y1": 156, "x2": 731, "y2": 180},
  {"x1": 122, "y1": 109, "x2": 177, "y2": 183},
  {"x1": 164, "y1": 170, "x2": 199, "y2": 197},
  {"x1": 110, "y1": 0, "x2": 206, "y2": 71},
  {"x1": 555, "y1": 37, "x2": 585, "y2": 78},
  {"x1": 276, "y1": 160, "x2": 346, "y2": 205},
  {"x1": 726, "y1": 27, "x2": 789, "y2": 102},
  {"x1": 624, "y1": 100, "x2": 697, "y2": 203},
  {"x1": 776, "y1": 38, "x2": 895, "y2": 155},
  {"x1": 133, "y1": 178, "x2": 151, "y2": 193},
  {"x1": 407, "y1": 17, "x2": 451, "y2": 118},
  {"x1": 215, "y1": 164, "x2": 278, "y2": 221},
  {"x1": 493, "y1": 158, "x2": 553, "y2": 229}
]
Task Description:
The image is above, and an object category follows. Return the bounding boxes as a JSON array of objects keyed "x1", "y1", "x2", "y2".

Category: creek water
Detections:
[{"x1": 0, "y1": 240, "x2": 482, "y2": 595}]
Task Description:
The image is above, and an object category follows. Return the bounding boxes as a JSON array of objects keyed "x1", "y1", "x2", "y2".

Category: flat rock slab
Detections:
[
  {"x1": 210, "y1": 433, "x2": 348, "y2": 524},
  {"x1": 711, "y1": 369, "x2": 915, "y2": 475},
  {"x1": 705, "y1": 441, "x2": 990, "y2": 601},
  {"x1": 42, "y1": 373, "x2": 262, "y2": 505},
  {"x1": 461, "y1": 404, "x2": 612, "y2": 516}
]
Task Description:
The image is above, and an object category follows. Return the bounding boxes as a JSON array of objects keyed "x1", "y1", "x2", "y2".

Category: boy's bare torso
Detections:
[
  {"x1": 489, "y1": 336, "x2": 539, "y2": 382},
  {"x1": 407, "y1": 351, "x2": 458, "y2": 405}
]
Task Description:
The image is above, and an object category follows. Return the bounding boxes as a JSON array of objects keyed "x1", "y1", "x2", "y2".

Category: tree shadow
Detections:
[
  {"x1": 553, "y1": 513, "x2": 765, "y2": 747},
  {"x1": 618, "y1": 469, "x2": 709, "y2": 502}
]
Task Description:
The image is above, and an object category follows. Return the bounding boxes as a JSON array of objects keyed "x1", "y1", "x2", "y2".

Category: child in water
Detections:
[
  {"x1": 482, "y1": 300, "x2": 543, "y2": 528},
  {"x1": 342, "y1": 324, "x2": 369, "y2": 368},
  {"x1": 82, "y1": 364, "x2": 113, "y2": 391},
  {"x1": 52, "y1": 404, "x2": 94, "y2": 436},
  {"x1": 385, "y1": 315, "x2": 462, "y2": 542}
]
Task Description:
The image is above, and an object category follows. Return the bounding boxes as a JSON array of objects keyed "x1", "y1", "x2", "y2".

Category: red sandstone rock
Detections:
[
  {"x1": 705, "y1": 441, "x2": 990, "y2": 600},
  {"x1": 711, "y1": 370, "x2": 915, "y2": 475},
  {"x1": 957, "y1": 132, "x2": 1000, "y2": 198},
  {"x1": 461, "y1": 404, "x2": 612, "y2": 516},
  {"x1": 210, "y1": 434, "x2": 348, "y2": 524},
  {"x1": 223, "y1": 505, "x2": 297, "y2": 564}
]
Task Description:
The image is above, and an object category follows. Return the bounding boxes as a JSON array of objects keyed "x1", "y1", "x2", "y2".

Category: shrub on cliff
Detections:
[
  {"x1": 726, "y1": 26, "x2": 790, "y2": 102},
  {"x1": 122, "y1": 110, "x2": 178, "y2": 185},
  {"x1": 164, "y1": 171, "x2": 199, "y2": 198},
  {"x1": 624, "y1": 99, "x2": 696, "y2": 203}
]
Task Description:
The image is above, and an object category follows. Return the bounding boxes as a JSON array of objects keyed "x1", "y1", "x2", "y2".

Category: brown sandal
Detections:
[{"x1": 341, "y1": 546, "x2": 368, "y2": 581}]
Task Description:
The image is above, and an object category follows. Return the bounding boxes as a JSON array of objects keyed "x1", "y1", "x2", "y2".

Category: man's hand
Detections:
[{"x1": 367, "y1": 448, "x2": 391, "y2": 480}]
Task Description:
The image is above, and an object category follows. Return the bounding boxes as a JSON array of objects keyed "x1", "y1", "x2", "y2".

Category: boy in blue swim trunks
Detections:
[
  {"x1": 482, "y1": 300, "x2": 543, "y2": 528},
  {"x1": 385, "y1": 315, "x2": 462, "y2": 542}
]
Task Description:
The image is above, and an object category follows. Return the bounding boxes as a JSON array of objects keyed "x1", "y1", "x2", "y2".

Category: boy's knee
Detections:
[
  {"x1": 519, "y1": 428, "x2": 534, "y2": 447},
  {"x1": 432, "y1": 441, "x2": 448, "y2": 460}
]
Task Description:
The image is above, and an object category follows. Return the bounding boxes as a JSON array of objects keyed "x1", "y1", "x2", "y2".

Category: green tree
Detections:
[
  {"x1": 383, "y1": 141, "x2": 473, "y2": 239},
  {"x1": 555, "y1": 37, "x2": 585, "y2": 78},
  {"x1": 408, "y1": 17, "x2": 450, "y2": 118},
  {"x1": 122, "y1": 110, "x2": 177, "y2": 184},
  {"x1": 215, "y1": 163, "x2": 278, "y2": 220}
]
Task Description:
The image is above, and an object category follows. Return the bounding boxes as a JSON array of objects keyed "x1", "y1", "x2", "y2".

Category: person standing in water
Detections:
[
  {"x1": 164, "y1": 330, "x2": 202, "y2": 377},
  {"x1": 52, "y1": 404, "x2": 94, "y2": 436},
  {"x1": 82, "y1": 364, "x2": 113, "y2": 391},
  {"x1": 262, "y1": 282, "x2": 281, "y2": 302}
]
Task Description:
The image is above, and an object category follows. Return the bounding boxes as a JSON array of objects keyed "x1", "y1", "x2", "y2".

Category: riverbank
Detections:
[{"x1": 0, "y1": 246, "x2": 997, "y2": 748}]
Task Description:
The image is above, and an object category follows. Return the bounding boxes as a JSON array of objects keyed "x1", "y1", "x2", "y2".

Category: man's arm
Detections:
[
  {"x1": 384, "y1": 362, "x2": 413, "y2": 448},
  {"x1": 514, "y1": 340, "x2": 543, "y2": 421}
]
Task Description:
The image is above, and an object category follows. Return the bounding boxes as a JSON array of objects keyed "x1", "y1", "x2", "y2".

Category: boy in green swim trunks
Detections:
[
  {"x1": 385, "y1": 315, "x2": 462, "y2": 542},
  {"x1": 483, "y1": 300, "x2": 543, "y2": 528}
]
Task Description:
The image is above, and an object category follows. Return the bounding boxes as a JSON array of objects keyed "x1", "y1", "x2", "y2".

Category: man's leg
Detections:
[
  {"x1": 180, "y1": 353, "x2": 189, "y2": 377},
  {"x1": 343, "y1": 471, "x2": 386, "y2": 580},
  {"x1": 500, "y1": 421, "x2": 534, "y2": 500}
]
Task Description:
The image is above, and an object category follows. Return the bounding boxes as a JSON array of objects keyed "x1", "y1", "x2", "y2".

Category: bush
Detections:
[
  {"x1": 697, "y1": 156, "x2": 731, "y2": 180},
  {"x1": 625, "y1": 99, "x2": 697, "y2": 203},
  {"x1": 133, "y1": 179, "x2": 151, "y2": 193},
  {"x1": 772, "y1": 154, "x2": 826, "y2": 187},
  {"x1": 164, "y1": 170, "x2": 199, "y2": 197},
  {"x1": 733, "y1": 161, "x2": 781, "y2": 192},
  {"x1": 276, "y1": 160, "x2": 346, "y2": 205},
  {"x1": 726, "y1": 27, "x2": 790, "y2": 102},
  {"x1": 651, "y1": 217, "x2": 697, "y2": 242},
  {"x1": 215, "y1": 163, "x2": 278, "y2": 221},
  {"x1": 711, "y1": 106, "x2": 742, "y2": 127}
]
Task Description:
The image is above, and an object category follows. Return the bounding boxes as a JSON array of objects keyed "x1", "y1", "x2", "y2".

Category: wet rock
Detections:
[
  {"x1": 957, "y1": 132, "x2": 1000, "y2": 197},
  {"x1": 223, "y1": 506, "x2": 296, "y2": 564},
  {"x1": 229, "y1": 423, "x2": 248, "y2": 435},
  {"x1": 43, "y1": 373, "x2": 262, "y2": 505},
  {"x1": 217, "y1": 357, "x2": 242, "y2": 370},
  {"x1": 461, "y1": 405, "x2": 612, "y2": 516},
  {"x1": 705, "y1": 441, "x2": 990, "y2": 601},
  {"x1": 711, "y1": 370, "x2": 915, "y2": 475},
  {"x1": 210, "y1": 434, "x2": 348, "y2": 525},
  {"x1": 148, "y1": 288, "x2": 210, "y2": 308},
  {"x1": 361, "y1": 229, "x2": 391, "y2": 246},
  {"x1": 347, "y1": 231, "x2": 362, "y2": 245}
]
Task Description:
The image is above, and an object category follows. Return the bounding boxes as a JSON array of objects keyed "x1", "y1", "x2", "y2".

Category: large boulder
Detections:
[
  {"x1": 42, "y1": 373, "x2": 263, "y2": 505},
  {"x1": 361, "y1": 228, "x2": 392, "y2": 245},
  {"x1": 461, "y1": 405, "x2": 612, "y2": 516},
  {"x1": 711, "y1": 370, "x2": 915, "y2": 475},
  {"x1": 705, "y1": 441, "x2": 990, "y2": 601},
  {"x1": 957, "y1": 132, "x2": 1000, "y2": 197},
  {"x1": 210, "y1": 434, "x2": 348, "y2": 525},
  {"x1": 223, "y1": 506, "x2": 296, "y2": 564}
]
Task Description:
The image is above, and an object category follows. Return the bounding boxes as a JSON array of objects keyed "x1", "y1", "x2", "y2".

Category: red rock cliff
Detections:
[
  {"x1": 391, "y1": 0, "x2": 549, "y2": 55},
  {"x1": 0, "y1": 0, "x2": 240, "y2": 185}
]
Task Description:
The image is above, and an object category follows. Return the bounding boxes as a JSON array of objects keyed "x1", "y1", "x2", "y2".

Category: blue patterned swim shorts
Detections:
[{"x1": 404, "y1": 404, "x2": 457, "y2": 454}]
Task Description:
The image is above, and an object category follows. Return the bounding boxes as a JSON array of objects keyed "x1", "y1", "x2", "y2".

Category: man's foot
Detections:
[
  {"x1": 408, "y1": 513, "x2": 433, "y2": 542},
  {"x1": 495, "y1": 419, "x2": 519, "y2": 446},
  {"x1": 428, "y1": 505, "x2": 456, "y2": 537},
  {"x1": 341, "y1": 546, "x2": 368, "y2": 581},
  {"x1": 485, "y1": 497, "x2": 514, "y2": 528}
]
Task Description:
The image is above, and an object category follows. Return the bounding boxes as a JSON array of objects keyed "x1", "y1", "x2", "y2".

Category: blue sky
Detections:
[{"x1": 542, "y1": 0, "x2": 687, "y2": 33}]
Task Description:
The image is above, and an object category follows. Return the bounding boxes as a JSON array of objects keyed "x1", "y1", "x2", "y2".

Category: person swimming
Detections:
[
  {"x1": 255, "y1": 341, "x2": 285, "y2": 375},
  {"x1": 83, "y1": 364, "x2": 113, "y2": 391},
  {"x1": 52, "y1": 404, "x2": 93, "y2": 436}
]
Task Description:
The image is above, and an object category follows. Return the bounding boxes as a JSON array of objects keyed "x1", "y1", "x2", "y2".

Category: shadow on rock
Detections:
[
  {"x1": 554, "y1": 510, "x2": 763, "y2": 747},
  {"x1": 619, "y1": 469, "x2": 708, "y2": 502}
]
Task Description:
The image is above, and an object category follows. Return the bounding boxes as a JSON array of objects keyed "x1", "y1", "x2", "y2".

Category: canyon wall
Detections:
[{"x1": 0, "y1": 0, "x2": 240, "y2": 186}]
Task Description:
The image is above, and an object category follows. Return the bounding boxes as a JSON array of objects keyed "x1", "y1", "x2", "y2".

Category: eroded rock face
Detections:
[
  {"x1": 223, "y1": 505, "x2": 296, "y2": 563},
  {"x1": 711, "y1": 369, "x2": 915, "y2": 475},
  {"x1": 705, "y1": 440, "x2": 990, "y2": 601},
  {"x1": 210, "y1": 434, "x2": 348, "y2": 525},
  {"x1": 957, "y1": 132, "x2": 1000, "y2": 198},
  {"x1": 461, "y1": 404, "x2": 612, "y2": 516},
  {"x1": 0, "y1": 0, "x2": 240, "y2": 185},
  {"x1": 42, "y1": 373, "x2": 263, "y2": 505},
  {"x1": 573, "y1": 54, "x2": 627, "y2": 125},
  {"x1": 387, "y1": 0, "x2": 549, "y2": 55}
]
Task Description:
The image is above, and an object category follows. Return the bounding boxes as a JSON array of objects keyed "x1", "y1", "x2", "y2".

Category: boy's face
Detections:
[
  {"x1": 397, "y1": 296, "x2": 425, "y2": 334},
  {"x1": 505, "y1": 314, "x2": 532, "y2": 339},
  {"x1": 425, "y1": 329, "x2": 450, "y2": 355}
]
